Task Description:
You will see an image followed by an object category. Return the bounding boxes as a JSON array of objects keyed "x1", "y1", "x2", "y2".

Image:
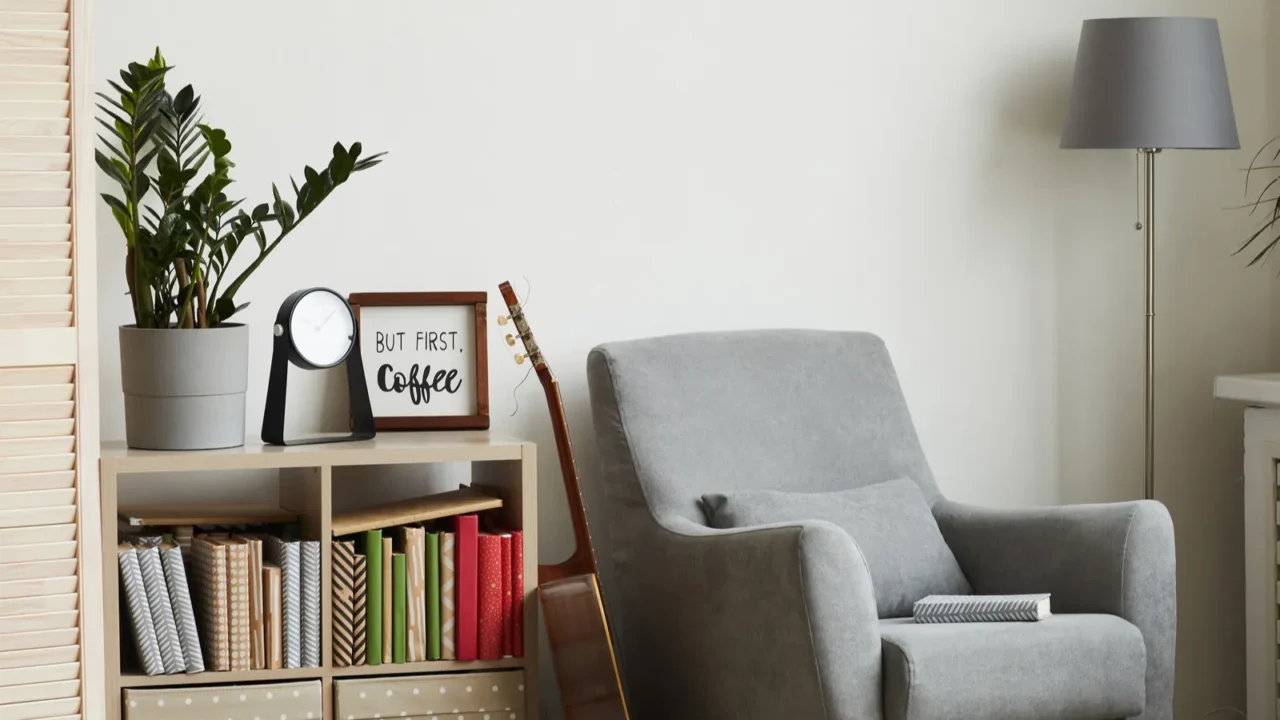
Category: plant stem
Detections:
[{"x1": 174, "y1": 262, "x2": 193, "y2": 328}]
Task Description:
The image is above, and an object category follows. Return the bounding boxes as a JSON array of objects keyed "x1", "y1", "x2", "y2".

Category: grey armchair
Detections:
[{"x1": 585, "y1": 330, "x2": 1174, "y2": 720}]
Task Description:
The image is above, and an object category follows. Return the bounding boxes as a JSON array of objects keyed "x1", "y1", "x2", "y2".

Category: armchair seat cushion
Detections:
[{"x1": 879, "y1": 614, "x2": 1146, "y2": 720}]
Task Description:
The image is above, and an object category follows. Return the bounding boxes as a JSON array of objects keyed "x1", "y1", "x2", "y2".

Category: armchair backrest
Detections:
[{"x1": 586, "y1": 330, "x2": 939, "y2": 526}]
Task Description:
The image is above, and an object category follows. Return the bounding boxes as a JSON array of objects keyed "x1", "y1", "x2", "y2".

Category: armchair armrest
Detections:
[
  {"x1": 629, "y1": 516, "x2": 882, "y2": 720},
  {"x1": 933, "y1": 499, "x2": 1175, "y2": 719}
]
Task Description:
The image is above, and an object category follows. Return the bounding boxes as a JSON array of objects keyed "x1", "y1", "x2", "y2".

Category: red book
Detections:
[
  {"x1": 454, "y1": 515, "x2": 479, "y2": 661},
  {"x1": 477, "y1": 534, "x2": 503, "y2": 660},
  {"x1": 500, "y1": 534, "x2": 513, "y2": 657},
  {"x1": 511, "y1": 531, "x2": 524, "y2": 658}
]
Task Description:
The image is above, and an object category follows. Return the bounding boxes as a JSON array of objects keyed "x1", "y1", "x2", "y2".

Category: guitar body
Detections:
[{"x1": 498, "y1": 281, "x2": 631, "y2": 720}]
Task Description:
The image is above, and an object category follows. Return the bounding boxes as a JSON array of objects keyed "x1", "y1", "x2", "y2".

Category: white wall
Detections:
[{"x1": 94, "y1": 1, "x2": 1273, "y2": 717}]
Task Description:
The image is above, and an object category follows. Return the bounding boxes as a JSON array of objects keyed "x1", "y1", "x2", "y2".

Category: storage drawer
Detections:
[
  {"x1": 334, "y1": 671, "x2": 525, "y2": 719},
  {"x1": 123, "y1": 679, "x2": 322, "y2": 720}
]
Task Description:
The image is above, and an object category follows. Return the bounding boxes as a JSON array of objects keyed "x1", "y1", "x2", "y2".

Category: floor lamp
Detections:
[{"x1": 1061, "y1": 17, "x2": 1239, "y2": 500}]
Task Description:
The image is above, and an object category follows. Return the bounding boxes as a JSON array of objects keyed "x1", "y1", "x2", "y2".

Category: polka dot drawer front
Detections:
[
  {"x1": 122, "y1": 680, "x2": 323, "y2": 720},
  {"x1": 334, "y1": 671, "x2": 524, "y2": 719}
]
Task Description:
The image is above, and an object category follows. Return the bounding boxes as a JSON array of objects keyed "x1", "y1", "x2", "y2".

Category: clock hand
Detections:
[{"x1": 316, "y1": 308, "x2": 340, "y2": 330}]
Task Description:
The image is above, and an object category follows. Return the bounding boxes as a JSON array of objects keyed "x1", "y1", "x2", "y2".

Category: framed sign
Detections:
[{"x1": 348, "y1": 292, "x2": 489, "y2": 430}]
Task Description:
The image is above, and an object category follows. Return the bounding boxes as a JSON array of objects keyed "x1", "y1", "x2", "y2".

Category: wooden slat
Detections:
[
  {"x1": 0, "y1": 696, "x2": 79, "y2": 720},
  {"x1": 0, "y1": 0, "x2": 67, "y2": 11},
  {"x1": 0, "y1": 367, "x2": 68, "y2": 386},
  {"x1": 0, "y1": 595, "x2": 75, "y2": 618},
  {"x1": 0, "y1": 646, "x2": 76, "y2": 672},
  {"x1": 0, "y1": 402, "x2": 72, "y2": 421},
  {"x1": 0, "y1": 312, "x2": 70, "y2": 328},
  {"x1": 0, "y1": 487, "x2": 74, "y2": 507},
  {"x1": 0, "y1": 468, "x2": 74, "y2": 488},
  {"x1": 0, "y1": 278, "x2": 69, "y2": 296},
  {"x1": 0, "y1": 678, "x2": 78, "y2": 706},
  {"x1": 0, "y1": 525, "x2": 73, "y2": 546},
  {"x1": 0, "y1": 136, "x2": 66, "y2": 152},
  {"x1": 0, "y1": 385, "x2": 72, "y2": 403},
  {"x1": 0, "y1": 82, "x2": 65, "y2": 100},
  {"x1": 0, "y1": 629, "x2": 77, "y2": 652},
  {"x1": 0, "y1": 172, "x2": 66, "y2": 190},
  {"x1": 0, "y1": 49, "x2": 65, "y2": 66},
  {"x1": 0, "y1": 259, "x2": 69, "y2": 277},
  {"x1": 0, "y1": 437, "x2": 73, "y2": 457},
  {"x1": 118, "y1": 503, "x2": 299, "y2": 527},
  {"x1": 0, "y1": 209, "x2": 67, "y2": 225},
  {"x1": 0, "y1": 226, "x2": 71, "y2": 243},
  {"x1": 0, "y1": 560, "x2": 77, "y2": 582},
  {"x1": 0, "y1": 190, "x2": 67, "y2": 206},
  {"x1": 0, "y1": 31, "x2": 68, "y2": 50},
  {"x1": 0, "y1": 329, "x2": 74, "y2": 367},
  {"x1": 0, "y1": 118, "x2": 65, "y2": 136},
  {"x1": 0, "y1": 454, "x2": 75, "y2": 475},
  {"x1": 0, "y1": 542, "x2": 74, "y2": 563},
  {"x1": 0, "y1": 506, "x2": 75, "y2": 530},
  {"x1": 0, "y1": 611, "x2": 77, "y2": 635},
  {"x1": 0, "y1": 242, "x2": 71, "y2": 259},
  {"x1": 0, "y1": 296, "x2": 72, "y2": 314},
  {"x1": 0, "y1": 101, "x2": 67, "y2": 118},
  {"x1": 0, "y1": 67, "x2": 65, "y2": 83},
  {"x1": 0, "y1": 13, "x2": 68, "y2": 31},
  {"x1": 0, "y1": 661, "x2": 76, "y2": 687},
  {"x1": 0, "y1": 154, "x2": 68, "y2": 171}
]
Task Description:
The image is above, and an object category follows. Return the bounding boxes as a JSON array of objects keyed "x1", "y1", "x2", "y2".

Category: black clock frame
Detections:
[{"x1": 262, "y1": 287, "x2": 376, "y2": 446}]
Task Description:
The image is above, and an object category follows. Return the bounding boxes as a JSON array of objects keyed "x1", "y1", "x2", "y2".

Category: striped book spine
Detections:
[
  {"x1": 439, "y1": 532, "x2": 455, "y2": 660},
  {"x1": 353, "y1": 551, "x2": 367, "y2": 666},
  {"x1": 301, "y1": 540, "x2": 321, "y2": 668},
  {"x1": 225, "y1": 540, "x2": 251, "y2": 671},
  {"x1": 159, "y1": 543, "x2": 204, "y2": 673},
  {"x1": 265, "y1": 536, "x2": 301, "y2": 669},
  {"x1": 913, "y1": 594, "x2": 1052, "y2": 623},
  {"x1": 137, "y1": 544, "x2": 184, "y2": 674},
  {"x1": 332, "y1": 540, "x2": 357, "y2": 668},
  {"x1": 119, "y1": 544, "x2": 164, "y2": 676},
  {"x1": 400, "y1": 527, "x2": 426, "y2": 662},
  {"x1": 263, "y1": 563, "x2": 283, "y2": 669}
]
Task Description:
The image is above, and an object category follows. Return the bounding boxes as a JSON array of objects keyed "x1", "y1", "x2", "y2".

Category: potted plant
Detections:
[{"x1": 98, "y1": 49, "x2": 383, "y2": 450}]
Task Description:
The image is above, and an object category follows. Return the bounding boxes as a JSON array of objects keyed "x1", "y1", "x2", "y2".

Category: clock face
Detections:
[{"x1": 289, "y1": 289, "x2": 355, "y2": 368}]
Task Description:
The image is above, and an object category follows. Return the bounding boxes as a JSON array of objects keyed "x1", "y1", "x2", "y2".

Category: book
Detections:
[
  {"x1": 332, "y1": 539, "x2": 358, "y2": 668},
  {"x1": 392, "y1": 552, "x2": 406, "y2": 664},
  {"x1": 190, "y1": 537, "x2": 229, "y2": 671},
  {"x1": 455, "y1": 515, "x2": 479, "y2": 661},
  {"x1": 158, "y1": 543, "x2": 204, "y2": 673},
  {"x1": 912, "y1": 594, "x2": 1052, "y2": 623},
  {"x1": 263, "y1": 563, "x2": 283, "y2": 670},
  {"x1": 264, "y1": 536, "x2": 301, "y2": 669},
  {"x1": 500, "y1": 533, "x2": 512, "y2": 657},
  {"x1": 362, "y1": 530, "x2": 383, "y2": 666},
  {"x1": 426, "y1": 531, "x2": 440, "y2": 660},
  {"x1": 353, "y1": 549, "x2": 367, "y2": 666},
  {"x1": 511, "y1": 530, "x2": 523, "y2": 658},
  {"x1": 221, "y1": 538, "x2": 251, "y2": 671},
  {"x1": 477, "y1": 533, "x2": 503, "y2": 660},
  {"x1": 397, "y1": 526, "x2": 426, "y2": 662},
  {"x1": 330, "y1": 487, "x2": 503, "y2": 536},
  {"x1": 382, "y1": 536, "x2": 392, "y2": 664},
  {"x1": 233, "y1": 535, "x2": 265, "y2": 670},
  {"x1": 137, "y1": 544, "x2": 184, "y2": 674},
  {"x1": 300, "y1": 540, "x2": 321, "y2": 668},
  {"x1": 118, "y1": 544, "x2": 164, "y2": 676},
  {"x1": 439, "y1": 531, "x2": 455, "y2": 660}
]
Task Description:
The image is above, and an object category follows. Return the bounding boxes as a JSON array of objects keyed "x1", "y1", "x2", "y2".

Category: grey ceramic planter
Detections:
[{"x1": 119, "y1": 323, "x2": 250, "y2": 450}]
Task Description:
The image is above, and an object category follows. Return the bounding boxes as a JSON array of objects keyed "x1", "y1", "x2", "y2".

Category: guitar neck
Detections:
[{"x1": 537, "y1": 370, "x2": 600, "y2": 584}]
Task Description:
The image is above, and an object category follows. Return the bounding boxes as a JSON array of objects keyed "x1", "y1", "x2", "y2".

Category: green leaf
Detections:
[
  {"x1": 101, "y1": 193, "x2": 129, "y2": 217},
  {"x1": 196, "y1": 124, "x2": 231, "y2": 158},
  {"x1": 173, "y1": 84, "x2": 195, "y2": 115},
  {"x1": 94, "y1": 149, "x2": 128, "y2": 184}
]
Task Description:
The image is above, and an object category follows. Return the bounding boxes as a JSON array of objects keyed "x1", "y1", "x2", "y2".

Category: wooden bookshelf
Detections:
[{"x1": 99, "y1": 432, "x2": 538, "y2": 720}]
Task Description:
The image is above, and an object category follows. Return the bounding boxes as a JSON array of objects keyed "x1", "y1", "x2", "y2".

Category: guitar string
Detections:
[{"x1": 510, "y1": 276, "x2": 535, "y2": 416}]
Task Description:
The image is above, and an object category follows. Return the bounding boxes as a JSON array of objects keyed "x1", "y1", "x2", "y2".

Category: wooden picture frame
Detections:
[{"x1": 348, "y1": 292, "x2": 489, "y2": 430}]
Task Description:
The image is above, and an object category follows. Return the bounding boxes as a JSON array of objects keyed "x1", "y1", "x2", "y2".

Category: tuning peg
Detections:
[
  {"x1": 515, "y1": 353, "x2": 526, "y2": 365},
  {"x1": 505, "y1": 333, "x2": 517, "y2": 347},
  {"x1": 497, "y1": 315, "x2": 509, "y2": 326}
]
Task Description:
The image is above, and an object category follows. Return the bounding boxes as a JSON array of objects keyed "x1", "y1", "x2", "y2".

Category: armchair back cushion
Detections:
[{"x1": 702, "y1": 478, "x2": 970, "y2": 617}]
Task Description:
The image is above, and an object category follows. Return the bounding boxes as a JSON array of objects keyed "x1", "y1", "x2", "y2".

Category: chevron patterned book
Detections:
[
  {"x1": 332, "y1": 539, "x2": 358, "y2": 668},
  {"x1": 301, "y1": 540, "x2": 322, "y2": 667},
  {"x1": 118, "y1": 544, "x2": 164, "y2": 676},
  {"x1": 353, "y1": 550, "x2": 368, "y2": 666},
  {"x1": 439, "y1": 531, "x2": 456, "y2": 660},
  {"x1": 913, "y1": 594, "x2": 1051, "y2": 623},
  {"x1": 158, "y1": 543, "x2": 204, "y2": 673},
  {"x1": 137, "y1": 544, "x2": 184, "y2": 674}
]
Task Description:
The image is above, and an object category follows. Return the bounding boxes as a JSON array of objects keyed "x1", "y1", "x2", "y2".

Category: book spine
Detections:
[
  {"x1": 265, "y1": 536, "x2": 301, "y2": 669},
  {"x1": 382, "y1": 536, "x2": 393, "y2": 664},
  {"x1": 401, "y1": 527, "x2": 426, "y2": 663},
  {"x1": 119, "y1": 545, "x2": 164, "y2": 676},
  {"x1": 226, "y1": 541, "x2": 251, "y2": 672},
  {"x1": 455, "y1": 515, "x2": 479, "y2": 661},
  {"x1": 477, "y1": 534, "x2": 503, "y2": 661},
  {"x1": 501, "y1": 534, "x2": 513, "y2": 657},
  {"x1": 331, "y1": 540, "x2": 357, "y2": 668},
  {"x1": 301, "y1": 540, "x2": 321, "y2": 668},
  {"x1": 439, "y1": 531, "x2": 455, "y2": 660},
  {"x1": 363, "y1": 530, "x2": 383, "y2": 666},
  {"x1": 237, "y1": 536, "x2": 264, "y2": 671},
  {"x1": 137, "y1": 545, "x2": 184, "y2": 674},
  {"x1": 159, "y1": 544, "x2": 204, "y2": 673},
  {"x1": 392, "y1": 552, "x2": 406, "y2": 664},
  {"x1": 511, "y1": 530, "x2": 523, "y2": 658},
  {"x1": 263, "y1": 563, "x2": 282, "y2": 670},
  {"x1": 192, "y1": 538, "x2": 229, "y2": 672},
  {"x1": 426, "y1": 531, "x2": 440, "y2": 661},
  {"x1": 353, "y1": 552, "x2": 367, "y2": 666}
]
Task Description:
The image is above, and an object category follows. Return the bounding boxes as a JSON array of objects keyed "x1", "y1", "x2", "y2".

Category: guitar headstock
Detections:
[{"x1": 497, "y1": 281, "x2": 548, "y2": 373}]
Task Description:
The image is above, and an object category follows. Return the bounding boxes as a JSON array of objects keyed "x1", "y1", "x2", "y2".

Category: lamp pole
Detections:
[{"x1": 1141, "y1": 147, "x2": 1159, "y2": 501}]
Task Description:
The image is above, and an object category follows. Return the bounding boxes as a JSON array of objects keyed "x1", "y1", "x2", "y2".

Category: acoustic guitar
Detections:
[{"x1": 497, "y1": 281, "x2": 630, "y2": 720}]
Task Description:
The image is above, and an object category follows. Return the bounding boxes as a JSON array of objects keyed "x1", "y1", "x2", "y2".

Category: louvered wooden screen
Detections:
[{"x1": 0, "y1": 0, "x2": 100, "y2": 719}]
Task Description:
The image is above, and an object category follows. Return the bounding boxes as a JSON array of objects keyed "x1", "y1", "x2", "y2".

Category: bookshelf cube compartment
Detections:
[
  {"x1": 122, "y1": 679, "x2": 322, "y2": 720},
  {"x1": 334, "y1": 670, "x2": 525, "y2": 719}
]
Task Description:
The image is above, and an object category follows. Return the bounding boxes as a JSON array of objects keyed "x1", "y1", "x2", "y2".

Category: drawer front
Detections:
[
  {"x1": 335, "y1": 671, "x2": 524, "y2": 719},
  {"x1": 122, "y1": 679, "x2": 322, "y2": 720}
]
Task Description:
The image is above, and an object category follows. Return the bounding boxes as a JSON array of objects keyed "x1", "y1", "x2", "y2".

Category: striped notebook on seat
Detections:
[{"x1": 913, "y1": 594, "x2": 1051, "y2": 623}]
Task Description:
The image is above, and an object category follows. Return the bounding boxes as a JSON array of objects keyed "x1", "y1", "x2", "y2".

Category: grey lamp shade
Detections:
[{"x1": 1060, "y1": 17, "x2": 1239, "y2": 150}]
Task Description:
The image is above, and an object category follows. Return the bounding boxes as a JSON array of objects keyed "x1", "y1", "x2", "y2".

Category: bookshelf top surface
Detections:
[{"x1": 101, "y1": 431, "x2": 531, "y2": 474}]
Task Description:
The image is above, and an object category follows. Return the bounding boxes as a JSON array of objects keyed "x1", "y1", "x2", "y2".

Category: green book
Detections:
[
  {"x1": 392, "y1": 552, "x2": 407, "y2": 663},
  {"x1": 426, "y1": 532, "x2": 441, "y2": 660},
  {"x1": 363, "y1": 530, "x2": 383, "y2": 666}
]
